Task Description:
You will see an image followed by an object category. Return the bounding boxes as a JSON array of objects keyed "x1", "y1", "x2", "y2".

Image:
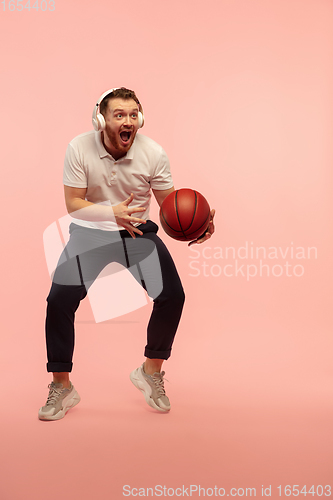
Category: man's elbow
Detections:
[{"x1": 65, "y1": 198, "x2": 81, "y2": 215}]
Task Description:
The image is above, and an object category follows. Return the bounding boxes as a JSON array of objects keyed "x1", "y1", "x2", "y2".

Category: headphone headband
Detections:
[{"x1": 92, "y1": 88, "x2": 144, "y2": 131}]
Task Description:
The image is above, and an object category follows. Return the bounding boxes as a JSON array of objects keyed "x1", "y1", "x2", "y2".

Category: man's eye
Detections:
[
  {"x1": 116, "y1": 114, "x2": 122, "y2": 118},
  {"x1": 132, "y1": 114, "x2": 137, "y2": 118}
]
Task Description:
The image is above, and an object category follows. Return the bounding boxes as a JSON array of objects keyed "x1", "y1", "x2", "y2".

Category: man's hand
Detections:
[
  {"x1": 188, "y1": 209, "x2": 215, "y2": 247},
  {"x1": 113, "y1": 193, "x2": 146, "y2": 238}
]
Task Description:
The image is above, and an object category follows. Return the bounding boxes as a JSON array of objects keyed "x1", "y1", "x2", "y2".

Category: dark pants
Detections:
[{"x1": 45, "y1": 220, "x2": 185, "y2": 373}]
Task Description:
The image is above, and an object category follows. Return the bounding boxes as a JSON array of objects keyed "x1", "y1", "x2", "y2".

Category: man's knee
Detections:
[
  {"x1": 160, "y1": 284, "x2": 185, "y2": 308},
  {"x1": 176, "y1": 286, "x2": 185, "y2": 308},
  {"x1": 46, "y1": 283, "x2": 86, "y2": 308}
]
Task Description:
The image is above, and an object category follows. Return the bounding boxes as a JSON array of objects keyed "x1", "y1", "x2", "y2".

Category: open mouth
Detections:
[{"x1": 120, "y1": 131, "x2": 132, "y2": 145}]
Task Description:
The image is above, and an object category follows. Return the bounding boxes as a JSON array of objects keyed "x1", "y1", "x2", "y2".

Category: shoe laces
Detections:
[
  {"x1": 46, "y1": 383, "x2": 65, "y2": 406},
  {"x1": 151, "y1": 371, "x2": 169, "y2": 397}
]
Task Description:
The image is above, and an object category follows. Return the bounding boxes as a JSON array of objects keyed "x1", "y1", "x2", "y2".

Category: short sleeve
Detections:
[
  {"x1": 63, "y1": 143, "x2": 88, "y2": 188},
  {"x1": 150, "y1": 147, "x2": 174, "y2": 190}
]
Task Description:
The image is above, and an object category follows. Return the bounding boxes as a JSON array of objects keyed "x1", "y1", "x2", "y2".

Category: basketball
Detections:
[{"x1": 159, "y1": 189, "x2": 211, "y2": 241}]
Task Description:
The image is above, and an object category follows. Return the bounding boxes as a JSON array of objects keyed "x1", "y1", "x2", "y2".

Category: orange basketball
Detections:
[{"x1": 159, "y1": 189, "x2": 211, "y2": 241}]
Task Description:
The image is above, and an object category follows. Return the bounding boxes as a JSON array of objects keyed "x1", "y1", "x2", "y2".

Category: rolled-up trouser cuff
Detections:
[
  {"x1": 47, "y1": 362, "x2": 73, "y2": 373},
  {"x1": 144, "y1": 348, "x2": 171, "y2": 360}
]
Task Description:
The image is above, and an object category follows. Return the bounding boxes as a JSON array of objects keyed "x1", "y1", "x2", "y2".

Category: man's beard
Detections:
[{"x1": 104, "y1": 124, "x2": 134, "y2": 153}]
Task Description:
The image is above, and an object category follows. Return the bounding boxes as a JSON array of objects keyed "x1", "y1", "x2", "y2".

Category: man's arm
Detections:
[
  {"x1": 64, "y1": 186, "x2": 118, "y2": 220},
  {"x1": 64, "y1": 186, "x2": 147, "y2": 238},
  {"x1": 152, "y1": 186, "x2": 175, "y2": 207}
]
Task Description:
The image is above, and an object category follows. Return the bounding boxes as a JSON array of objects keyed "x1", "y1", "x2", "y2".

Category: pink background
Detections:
[{"x1": 1, "y1": 0, "x2": 332, "y2": 498}]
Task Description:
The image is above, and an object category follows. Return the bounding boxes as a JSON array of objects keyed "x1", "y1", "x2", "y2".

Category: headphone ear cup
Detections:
[
  {"x1": 138, "y1": 111, "x2": 144, "y2": 128},
  {"x1": 92, "y1": 108, "x2": 99, "y2": 131},
  {"x1": 96, "y1": 113, "x2": 106, "y2": 131}
]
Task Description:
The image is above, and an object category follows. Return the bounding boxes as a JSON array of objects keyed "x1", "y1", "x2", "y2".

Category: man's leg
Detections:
[
  {"x1": 45, "y1": 225, "x2": 123, "y2": 378},
  {"x1": 46, "y1": 282, "x2": 86, "y2": 378},
  {"x1": 121, "y1": 228, "x2": 185, "y2": 365},
  {"x1": 142, "y1": 233, "x2": 184, "y2": 383},
  {"x1": 123, "y1": 225, "x2": 185, "y2": 411},
  {"x1": 144, "y1": 358, "x2": 164, "y2": 375},
  {"x1": 121, "y1": 232, "x2": 185, "y2": 362},
  {"x1": 40, "y1": 225, "x2": 126, "y2": 421},
  {"x1": 53, "y1": 372, "x2": 70, "y2": 388},
  {"x1": 41, "y1": 225, "x2": 124, "y2": 420},
  {"x1": 140, "y1": 232, "x2": 185, "y2": 363}
]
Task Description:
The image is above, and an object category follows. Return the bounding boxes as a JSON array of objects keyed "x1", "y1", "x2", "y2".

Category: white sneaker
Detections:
[
  {"x1": 38, "y1": 381, "x2": 81, "y2": 421},
  {"x1": 130, "y1": 363, "x2": 170, "y2": 412}
]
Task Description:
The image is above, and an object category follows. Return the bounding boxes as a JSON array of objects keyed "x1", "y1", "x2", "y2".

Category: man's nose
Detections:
[{"x1": 124, "y1": 115, "x2": 132, "y2": 126}]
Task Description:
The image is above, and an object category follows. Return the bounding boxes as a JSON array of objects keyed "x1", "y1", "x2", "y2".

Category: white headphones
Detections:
[{"x1": 92, "y1": 87, "x2": 144, "y2": 131}]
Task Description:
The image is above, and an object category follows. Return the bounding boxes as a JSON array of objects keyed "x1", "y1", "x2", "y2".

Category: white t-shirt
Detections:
[{"x1": 63, "y1": 130, "x2": 174, "y2": 231}]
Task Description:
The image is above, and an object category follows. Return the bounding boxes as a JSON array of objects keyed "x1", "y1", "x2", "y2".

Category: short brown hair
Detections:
[{"x1": 99, "y1": 87, "x2": 142, "y2": 117}]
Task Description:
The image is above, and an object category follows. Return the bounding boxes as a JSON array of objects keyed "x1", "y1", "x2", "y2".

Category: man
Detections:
[{"x1": 38, "y1": 87, "x2": 215, "y2": 421}]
